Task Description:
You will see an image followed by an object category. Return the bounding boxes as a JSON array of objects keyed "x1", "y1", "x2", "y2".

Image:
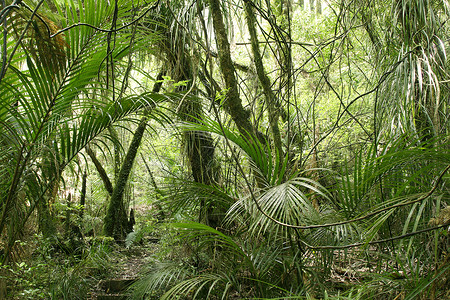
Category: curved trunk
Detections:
[
  {"x1": 103, "y1": 73, "x2": 164, "y2": 240},
  {"x1": 86, "y1": 146, "x2": 114, "y2": 196},
  {"x1": 244, "y1": 1, "x2": 283, "y2": 158},
  {"x1": 208, "y1": 0, "x2": 254, "y2": 138},
  {"x1": 104, "y1": 116, "x2": 148, "y2": 240}
]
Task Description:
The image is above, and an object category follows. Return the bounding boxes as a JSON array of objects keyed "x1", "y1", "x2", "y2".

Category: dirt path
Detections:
[{"x1": 90, "y1": 241, "x2": 159, "y2": 299}]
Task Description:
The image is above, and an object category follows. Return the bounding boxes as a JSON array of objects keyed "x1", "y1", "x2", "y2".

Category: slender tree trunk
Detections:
[
  {"x1": 298, "y1": 0, "x2": 304, "y2": 9},
  {"x1": 244, "y1": 1, "x2": 283, "y2": 157},
  {"x1": 79, "y1": 171, "x2": 87, "y2": 218},
  {"x1": 36, "y1": 196, "x2": 57, "y2": 240},
  {"x1": 86, "y1": 146, "x2": 113, "y2": 196},
  {"x1": 109, "y1": 126, "x2": 122, "y2": 181},
  {"x1": 272, "y1": 0, "x2": 294, "y2": 166},
  {"x1": 315, "y1": 0, "x2": 321, "y2": 14},
  {"x1": 103, "y1": 73, "x2": 163, "y2": 240},
  {"x1": 208, "y1": 0, "x2": 255, "y2": 138},
  {"x1": 309, "y1": 0, "x2": 314, "y2": 12},
  {"x1": 308, "y1": 124, "x2": 321, "y2": 211},
  {"x1": 140, "y1": 153, "x2": 165, "y2": 220},
  {"x1": 104, "y1": 116, "x2": 148, "y2": 240},
  {"x1": 279, "y1": 0, "x2": 293, "y2": 96}
]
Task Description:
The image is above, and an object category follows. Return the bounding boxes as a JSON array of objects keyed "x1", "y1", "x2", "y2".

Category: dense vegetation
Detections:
[{"x1": 0, "y1": 0, "x2": 449, "y2": 298}]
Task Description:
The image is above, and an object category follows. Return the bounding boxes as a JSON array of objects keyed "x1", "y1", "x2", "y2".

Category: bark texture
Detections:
[
  {"x1": 104, "y1": 116, "x2": 148, "y2": 240},
  {"x1": 208, "y1": 0, "x2": 254, "y2": 137},
  {"x1": 86, "y1": 146, "x2": 114, "y2": 196},
  {"x1": 244, "y1": 1, "x2": 283, "y2": 157}
]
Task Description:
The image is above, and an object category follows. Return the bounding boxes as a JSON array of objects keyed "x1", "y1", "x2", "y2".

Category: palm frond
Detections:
[
  {"x1": 161, "y1": 273, "x2": 227, "y2": 300},
  {"x1": 228, "y1": 177, "x2": 328, "y2": 237},
  {"x1": 172, "y1": 222, "x2": 249, "y2": 260},
  {"x1": 0, "y1": 0, "x2": 170, "y2": 259},
  {"x1": 131, "y1": 261, "x2": 193, "y2": 299},
  {"x1": 182, "y1": 116, "x2": 290, "y2": 186},
  {"x1": 162, "y1": 178, "x2": 235, "y2": 219}
]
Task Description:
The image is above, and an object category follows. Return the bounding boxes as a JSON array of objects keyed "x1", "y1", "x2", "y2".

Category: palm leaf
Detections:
[
  {"x1": 162, "y1": 178, "x2": 236, "y2": 219},
  {"x1": 161, "y1": 273, "x2": 227, "y2": 300},
  {"x1": 182, "y1": 117, "x2": 333, "y2": 238},
  {"x1": 182, "y1": 116, "x2": 291, "y2": 186},
  {"x1": 131, "y1": 262, "x2": 193, "y2": 299},
  {"x1": 171, "y1": 222, "x2": 249, "y2": 261},
  {"x1": 0, "y1": 0, "x2": 169, "y2": 258}
]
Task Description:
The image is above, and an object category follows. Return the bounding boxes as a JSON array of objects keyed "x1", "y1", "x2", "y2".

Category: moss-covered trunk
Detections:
[
  {"x1": 153, "y1": 6, "x2": 221, "y2": 225},
  {"x1": 79, "y1": 171, "x2": 87, "y2": 218},
  {"x1": 208, "y1": 0, "x2": 255, "y2": 138},
  {"x1": 244, "y1": 1, "x2": 283, "y2": 158},
  {"x1": 104, "y1": 116, "x2": 148, "y2": 240}
]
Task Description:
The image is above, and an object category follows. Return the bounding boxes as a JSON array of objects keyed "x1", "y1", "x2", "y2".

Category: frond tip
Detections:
[
  {"x1": 10, "y1": 9, "x2": 67, "y2": 73},
  {"x1": 428, "y1": 206, "x2": 450, "y2": 226}
]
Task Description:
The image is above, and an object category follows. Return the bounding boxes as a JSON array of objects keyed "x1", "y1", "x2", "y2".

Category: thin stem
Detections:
[{"x1": 299, "y1": 224, "x2": 448, "y2": 250}]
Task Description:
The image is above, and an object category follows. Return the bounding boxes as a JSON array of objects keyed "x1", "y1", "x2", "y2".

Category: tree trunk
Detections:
[
  {"x1": 208, "y1": 0, "x2": 255, "y2": 138},
  {"x1": 109, "y1": 126, "x2": 122, "y2": 182},
  {"x1": 37, "y1": 166, "x2": 59, "y2": 241},
  {"x1": 79, "y1": 171, "x2": 87, "y2": 218},
  {"x1": 309, "y1": 0, "x2": 314, "y2": 12},
  {"x1": 103, "y1": 72, "x2": 163, "y2": 240},
  {"x1": 86, "y1": 146, "x2": 113, "y2": 196},
  {"x1": 315, "y1": 0, "x2": 322, "y2": 14},
  {"x1": 298, "y1": 0, "x2": 304, "y2": 9},
  {"x1": 272, "y1": 0, "x2": 295, "y2": 168},
  {"x1": 155, "y1": 7, "x2": 222, "y2": 226},
  {"x1": 36, "y1": 196, "x2": 57, "y2": 240},
  {"x1": 104, "y1": 116, "x2": 148, "y2": 240},
  {"x1": 244, "y1": 1, "x2": 283, "y2": 158}
]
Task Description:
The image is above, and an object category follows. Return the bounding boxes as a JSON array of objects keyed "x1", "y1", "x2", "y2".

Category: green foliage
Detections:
[
  {"x1": 125, "y1": 218, "x2": 159, "y2": 248},
  {"x1": 50, "y1": 268, "x2": 90, "y2": 300},
  {"x1": 0, "y1": 260, "x2": 51, "y2": 299},
  {"x1": 130, "y1": 87, "x2": 445, "y2": 296},
  {"x1": 0, "y1": 233, "x2": 116, "y2": 299},
  {"x1": 0, "y1": 0, "x2": 171, "y2": 261},
  {"x1": 1, "y1": 0, "x2": 449, "y2": 299}
]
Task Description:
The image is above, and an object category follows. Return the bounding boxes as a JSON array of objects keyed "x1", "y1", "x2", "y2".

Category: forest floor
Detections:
[
  {"x1": 111, "y1": 244, "x2": 155, "y2": 279},
  {"x1": 89, "y1": 238, "x2": 160, "y2": 299}
]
